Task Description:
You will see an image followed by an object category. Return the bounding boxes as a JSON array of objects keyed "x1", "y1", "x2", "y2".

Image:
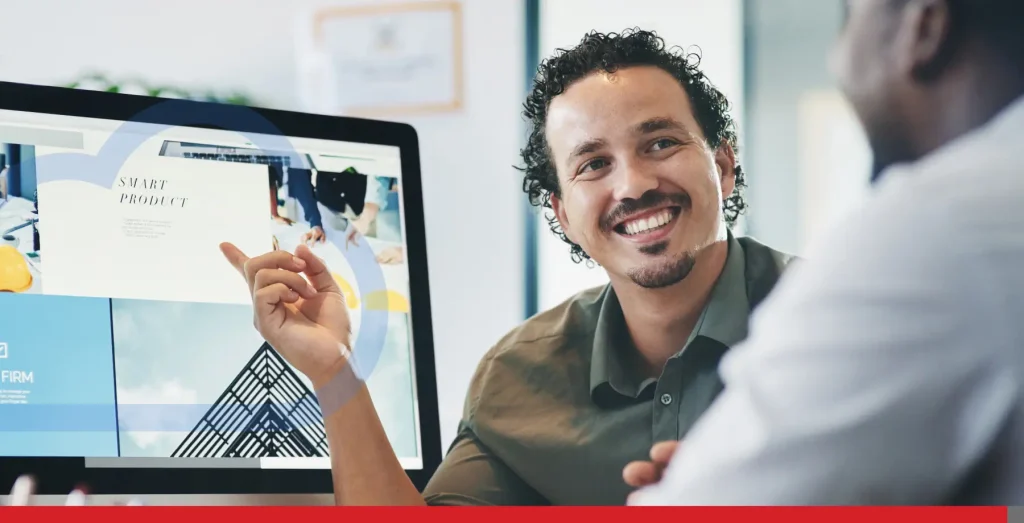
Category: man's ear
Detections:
[
  {"x1": 714, "y1": 140, "x2": 737, "y2": 201},
  {"x1": 891, "y1": 0, "x2": 955, "y2": 80},
  {"x1": 550, "y1": 193, "x2": 576, "y2": 243}
]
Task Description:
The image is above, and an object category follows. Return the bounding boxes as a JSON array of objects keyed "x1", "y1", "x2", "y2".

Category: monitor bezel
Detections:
[{"x1": 0, "y1": 81, "x2": 442, "y2": 497}]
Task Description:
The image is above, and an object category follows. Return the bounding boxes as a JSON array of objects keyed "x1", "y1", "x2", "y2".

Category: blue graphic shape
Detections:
[{"x1": 23, "y1": 100, "x2": 389, "y2": 412}]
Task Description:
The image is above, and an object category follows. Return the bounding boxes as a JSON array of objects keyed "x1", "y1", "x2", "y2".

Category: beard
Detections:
[{"x1": 625, "y1": 249, "x2": 697, "y2": 289}]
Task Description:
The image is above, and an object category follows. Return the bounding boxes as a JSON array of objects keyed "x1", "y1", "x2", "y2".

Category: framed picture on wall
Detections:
[{"x1": 296, "y1": 1, "x2": 465, "y2": 118}]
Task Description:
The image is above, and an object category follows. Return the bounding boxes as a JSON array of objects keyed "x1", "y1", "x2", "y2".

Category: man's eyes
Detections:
[{"x1": 579, "y1": 158, "x2": 609, "y2": 174}]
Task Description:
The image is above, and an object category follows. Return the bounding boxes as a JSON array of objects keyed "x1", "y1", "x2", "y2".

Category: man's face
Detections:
[
  {"x1": 831, "y1": 0, "x2": 917, "y2": 177},
  {"x1": 545, "y1": 66, "x2": 735, "y2": 289}
]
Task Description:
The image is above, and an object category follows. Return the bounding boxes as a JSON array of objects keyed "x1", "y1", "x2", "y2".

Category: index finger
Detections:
[
  {"x1": 220, "y1": 242, "x2": 250, "y2": 274},
  {"x1": 220, "y1": 242, "x2": 308, "y2": 293}
]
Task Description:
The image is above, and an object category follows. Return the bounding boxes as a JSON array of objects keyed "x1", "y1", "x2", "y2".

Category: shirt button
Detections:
[{"x1": 660, "y1": 393, "x2": 673, "y2": 406}]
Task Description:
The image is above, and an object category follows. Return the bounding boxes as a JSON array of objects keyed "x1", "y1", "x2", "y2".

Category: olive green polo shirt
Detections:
[{"x1": 422, "y1": 234, "x2": 793, "y2": 506}]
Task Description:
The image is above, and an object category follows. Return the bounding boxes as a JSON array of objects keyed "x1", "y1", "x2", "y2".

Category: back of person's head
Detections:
[
  {"x1": 832, "y1": 0, "x2": 1024, "y2": 177},
  {"x1": 949, "y1": 0, "x2": 1024, "y2": 65}
]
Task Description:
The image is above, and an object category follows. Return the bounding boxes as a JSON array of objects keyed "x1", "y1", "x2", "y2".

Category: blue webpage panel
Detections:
[{"x1": 0, "y1": 294, "x2": 118, "y2": 457}]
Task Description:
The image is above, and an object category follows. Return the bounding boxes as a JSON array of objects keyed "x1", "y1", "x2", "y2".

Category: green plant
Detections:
[{"x1": 65, "y1": 72, "x2": 255, "y2": 106}]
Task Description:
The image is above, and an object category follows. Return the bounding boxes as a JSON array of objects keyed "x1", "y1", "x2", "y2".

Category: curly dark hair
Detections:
[{"x1": 518, "y1": 28, "x2": 748, "y2": 263}]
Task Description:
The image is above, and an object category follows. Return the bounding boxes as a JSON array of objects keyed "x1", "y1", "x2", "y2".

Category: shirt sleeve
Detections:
[
  {"x1": 421, "y1": 347, "x2": 549, "y2": 506},
  {"x1": 364, "y1": 175, "x2": 390, "y2": 210},
  {"x1": 287, "y1": 168, "x2": 322, "y2": 229},
  {"x1": 630, "y1": 169, "x2": 1019, "y2": 505},
  {"x1": 422, "y1": 424, "x2": 548, "y2": 506}
]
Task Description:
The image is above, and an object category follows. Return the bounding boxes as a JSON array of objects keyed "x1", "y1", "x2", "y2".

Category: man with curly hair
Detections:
[
  {"x1": 421, "y1": 28, "x2": 795, "y2": 505},
  {"x1": 433, "y1": 26, "x2": 793, "y2": 504},
  {"x1": 215, "y1": 28, "x2": 794, "y2": 506}
]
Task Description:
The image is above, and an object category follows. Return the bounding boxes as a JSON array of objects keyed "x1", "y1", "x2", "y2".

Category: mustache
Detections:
[{"x1": 601, "y1": 190, "x2": 691, "y2": 232}]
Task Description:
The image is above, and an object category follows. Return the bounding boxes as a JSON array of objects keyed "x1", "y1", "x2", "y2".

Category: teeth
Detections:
[{"x1": 622, "y1": 209, "x2": 674, "y2": 235}]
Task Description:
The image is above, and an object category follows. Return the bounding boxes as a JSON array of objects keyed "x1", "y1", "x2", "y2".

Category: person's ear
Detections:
[
  {"x1": 550, "y1": 193, "x2": 577, "y2": 244},
  {"x1": 895, "y1": 0, "x2": 954, "y2": 80},
  {"x1": 714, "y1": 140, "x2": 737, "y2": 201}
]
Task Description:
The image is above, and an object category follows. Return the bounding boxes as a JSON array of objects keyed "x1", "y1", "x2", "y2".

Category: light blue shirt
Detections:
[
  {"x1": 631, "y1": 95, "x2": 1024, "y2": 505},
  {"x1": 365, "y1": 175, "x2": 392, "y2": 211}
]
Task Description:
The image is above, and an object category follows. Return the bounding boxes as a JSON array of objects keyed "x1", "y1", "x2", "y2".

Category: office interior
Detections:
[{"x1": 0, "y1": 0, "x2": 864, "y2": 460}]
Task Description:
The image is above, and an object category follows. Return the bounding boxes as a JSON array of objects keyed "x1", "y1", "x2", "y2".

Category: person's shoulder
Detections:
[
  {"x1": 737, "y1": 235, "x2": 799, "y2": 270},
  {"x1": 462, "y1": 285, "x2": 607, "y2": 413},
  {"x1": 485, "y1": 285, "x2": 606, "y2": 363}
]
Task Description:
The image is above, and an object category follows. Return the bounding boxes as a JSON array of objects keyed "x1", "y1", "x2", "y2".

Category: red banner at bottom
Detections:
[{"x1": 0, "y1": 506, "x2": 1009, "y2": 522}]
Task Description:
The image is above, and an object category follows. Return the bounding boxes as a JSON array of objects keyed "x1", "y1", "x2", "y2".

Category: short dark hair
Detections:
[
  {"x1": 889, "y1": 0, "x2": 1024, "y2": 62},
  {"x1": 953, "y1": 0, "x2": 1024, "y2": 62},
  {"x1": 517, "y1": 28, "x2": 747, "y2": 263}
]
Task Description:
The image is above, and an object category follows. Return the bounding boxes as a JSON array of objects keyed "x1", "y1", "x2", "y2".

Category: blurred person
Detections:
[
  {"x1": 219, "y1": 28, "x2": 795, "y2": 505},
  {"x1": 269, "y1": 165, "x2": 295, "y2": 226},
  {"x1": 629, "y1": 0, "x2": 1024, "y2": 506},
  {"x1": 290, "y1": 167, "x2": 390, "y2": 248},
  {"x1": 4, "y1": 475, "x2": 144, "y2": 506}
]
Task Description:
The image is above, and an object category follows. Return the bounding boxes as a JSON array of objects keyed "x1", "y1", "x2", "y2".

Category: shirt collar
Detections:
[{"x1": 589, "y1": 232, "x2": 751, "y2": 401}]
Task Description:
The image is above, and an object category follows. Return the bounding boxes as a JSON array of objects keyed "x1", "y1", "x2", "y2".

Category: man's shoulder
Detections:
[
  {"x1": 737, "y1": 235, "x2": 798, "y2": 269},
  {"x1": 486, "y1": 285, "x2": 606, "y2": 362},
  {"x1": 735, "y1": 235, "x2": 799, "y2": 309},
  {"x1": 462, "y1": 285, "x2": 606, "y2": 419}
]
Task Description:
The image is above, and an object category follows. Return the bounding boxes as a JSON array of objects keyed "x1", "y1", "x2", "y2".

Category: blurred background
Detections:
[{"x1": 0, "y1": 0, "x2": 872, "y2": 451}]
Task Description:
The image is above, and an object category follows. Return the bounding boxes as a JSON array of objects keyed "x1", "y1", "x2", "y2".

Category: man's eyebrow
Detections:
[
  {"x1": 567, "y1": 138, "x2": 606, "y2": 165},
  {"x1": 633, "y1": 117, "x2": 687, "y2": 135}
]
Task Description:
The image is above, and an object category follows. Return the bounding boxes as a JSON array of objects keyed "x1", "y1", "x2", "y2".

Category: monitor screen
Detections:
[{"x1": 0, "y1": 83, "x2": 439, "y2": 495}]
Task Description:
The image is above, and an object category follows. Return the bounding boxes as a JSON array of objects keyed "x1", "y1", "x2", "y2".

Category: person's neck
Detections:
[
  {"x1": 911, "y1": 53, "x2": 1024, "y2": 160},
  {"x1": 610, "y1": 236, "x2": 730, "y2": 377}
]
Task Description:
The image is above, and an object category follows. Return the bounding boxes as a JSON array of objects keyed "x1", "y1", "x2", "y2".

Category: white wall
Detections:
[
  {"x1": 535, "y1": 0, "x2": 745, "y2": 311},
  {"x1": 743, "y1": 0, "x2": 852, "y2": 255},
  {"x1": 0, "y1": 0, "x2": 525, "y2": 488}
]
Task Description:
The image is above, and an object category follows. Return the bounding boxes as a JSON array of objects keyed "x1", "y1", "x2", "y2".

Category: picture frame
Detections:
[{"x1": 308, "y1": 1, "x2": 465, "y2": 117}]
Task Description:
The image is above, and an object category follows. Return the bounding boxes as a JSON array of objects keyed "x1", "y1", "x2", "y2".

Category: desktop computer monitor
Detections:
[{"x1": 0, "y1": 81, "x2": 441, "y2": 503}]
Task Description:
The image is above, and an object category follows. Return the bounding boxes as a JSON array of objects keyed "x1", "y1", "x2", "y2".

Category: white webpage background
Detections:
[{"x1": 36, "y1": 131, "x2": 271, "y2": 305}]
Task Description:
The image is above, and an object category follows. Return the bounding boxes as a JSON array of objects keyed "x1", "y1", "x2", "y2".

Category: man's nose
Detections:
[{"x1": 612, "y1": 161, "x2": 659, "y2": 201}]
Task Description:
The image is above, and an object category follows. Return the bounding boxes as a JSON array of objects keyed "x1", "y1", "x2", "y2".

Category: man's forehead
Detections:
[{"x1": 545, "y1": 67, "x2": 699, "y2": 141}]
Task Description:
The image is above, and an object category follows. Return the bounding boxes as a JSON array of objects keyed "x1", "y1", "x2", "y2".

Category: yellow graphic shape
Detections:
[
  {"x1": 331, "y1": 273, "x2": 360, "y2": 309},
  {"x1": 363, "y1": 289, "x2": 410, "y2": 313},
  {"x1": 0, "y1": 246, "x2": 32, "y2": 293}
]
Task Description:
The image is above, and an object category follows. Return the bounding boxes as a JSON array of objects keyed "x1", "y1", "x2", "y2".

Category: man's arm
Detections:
[
  {"x1": 319, "y1": 348, "x2": 541, "y2": 505},
  {"x1": 350, "y1": 176, "x2": 387, "y2": 236},
  {"x1": 320, "y1": 381, "x2": 425, "y2": 505},
  {"x1": 631, "y1": 174, "x2": 1019, "y2": 505},
  {"x1": 422, "y1": 426, "x2": 549, "y2": 506},
  {"x1": 287, "y1": 168, "x2": 323, "y2": 229},
  {"x1": 422, "y1": 350, "x2": 549, "y2": 506}
]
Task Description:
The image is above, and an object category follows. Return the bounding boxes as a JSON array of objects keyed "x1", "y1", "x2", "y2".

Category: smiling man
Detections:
[
  {"x1": 418, "y1": 29, "x2": 795, "y2": 504},
  {"x1": 216, "y1": 28, "x2": 794, "y2": 506}
]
